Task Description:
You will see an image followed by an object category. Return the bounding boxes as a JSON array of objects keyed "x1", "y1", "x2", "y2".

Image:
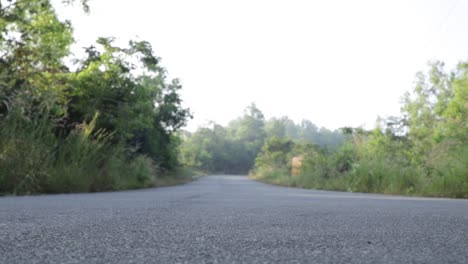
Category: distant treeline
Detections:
[
  {"x1": 179, "y1": 105, "x2": 345, "y2": 174},
  {"x1": 0, "y1": 0, "x2": 191, "y2": 194}
]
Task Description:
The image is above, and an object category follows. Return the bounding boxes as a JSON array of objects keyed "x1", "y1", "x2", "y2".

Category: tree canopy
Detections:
[{"x1": 0, "y1": 0, "x2": 191, "y2": 194}]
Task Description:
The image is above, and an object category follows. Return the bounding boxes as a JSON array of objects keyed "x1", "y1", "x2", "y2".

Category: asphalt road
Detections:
[{"x1": 1, "y1": 175, "x2": 467, "y2": 264}]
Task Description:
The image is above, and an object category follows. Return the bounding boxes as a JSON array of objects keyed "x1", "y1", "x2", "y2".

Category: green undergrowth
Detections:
[
  {"x1": 250, "y1": 161, "x2": 467, "y2": 199},
  {"x1": 0, "y1": 107, "x2": 199, "y2": 195}
]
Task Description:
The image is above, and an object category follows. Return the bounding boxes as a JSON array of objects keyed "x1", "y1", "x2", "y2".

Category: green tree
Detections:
[
  {"x1": 254, "y1": 137, "x2": 294, "y2": 172},
  {"x1": 402, "y1": 61, "x2": 453, "y2": 164},
  {"x1": 180, "y1": 123, "x2": 231, "y2": 172},
  {"x1": 0, "y1": 0, "x2": 191, "y2": 193},
  {"x1": 227, "y1": 103, "x2": 266, "y2": 171},
  {"x1": 265, "y1": 117, "x2": 287, "y2": 139},
  {"x1": 66, "y1": 38, "x2": 190, "y2": 168}
]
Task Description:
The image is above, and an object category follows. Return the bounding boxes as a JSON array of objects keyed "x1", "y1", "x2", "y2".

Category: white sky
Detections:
[{"x1": 52, "y1": 0, "x2": 468, "y2": 131}]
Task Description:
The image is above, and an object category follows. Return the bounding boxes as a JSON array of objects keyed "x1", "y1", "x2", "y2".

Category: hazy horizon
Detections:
[{"x1": 52, "y1": 0, "x2": 468, "y2": 131}]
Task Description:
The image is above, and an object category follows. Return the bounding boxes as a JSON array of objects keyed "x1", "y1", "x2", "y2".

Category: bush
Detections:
[
  {"x1": 250, "y1": 130, "x2": 466, "y2": 198},
  {"x1": 423, "y1": 143, "x2": 468, "y2": 198},
  {"x1": 117, "y1": 155, "x2": 158, "y2": 189},
  {"x1": 0, "y1": 98, "x2": 160, "y2": 194}
]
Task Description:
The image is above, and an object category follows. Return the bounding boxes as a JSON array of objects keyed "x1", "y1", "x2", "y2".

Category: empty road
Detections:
[{"x1": 1, "y1": 175, "x2": 467, "y2": 263}]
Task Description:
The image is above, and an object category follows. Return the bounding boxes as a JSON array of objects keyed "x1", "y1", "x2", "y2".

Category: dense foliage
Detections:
[
  {"x1": 0, "y1": 0, "x2": 190, "y2": 194},
  {"x1": 251, "y1": 61, "x2": 467, "y2": 198},
  {"x1": 1, "y1": 1, "x2": 465, "y2": 198},
  {"x1": 180, "y1": 104, "x2": 345, "y2": 174}
]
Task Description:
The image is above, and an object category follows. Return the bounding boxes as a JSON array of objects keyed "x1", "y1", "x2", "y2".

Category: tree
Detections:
[
  {"x1": 436, "y1": 62, "x2": 468, "y2": 144},
  {"x1": 254, "y1": 137, "x2": 294, "y2": 172},
  {"x1": 265, "y1": 117, "x2": 287, "y2": 139},
  {"x1": 0, "y1": 0, "x2": 191, "y2": 193},
  {"x1": 180, "y1": 122, "x2": 232, "y2": 172},
  {"x1": 402, "y1": 61, "x2": 453, "y2": 163},
  {"x1": 227, "y1": 103, "x2": 266, "y2": 171}
]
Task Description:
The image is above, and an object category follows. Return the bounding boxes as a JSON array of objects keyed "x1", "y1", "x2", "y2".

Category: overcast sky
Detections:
[{"x1": 52, "y1": 0, "x2": 468, "y2": 131}]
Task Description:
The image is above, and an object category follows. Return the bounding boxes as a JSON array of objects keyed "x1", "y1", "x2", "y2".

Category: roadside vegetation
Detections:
[
  {"x1": 0, "y1": 0, "x2": 192, "y2": 194},
  {"x1": 1, "y1": 1, "x2": 466, "y2": 198},
  {"x1": 182, "y1": 61, "x2": 467, "y2": 198},
  {"x1": 250, "y1": 61, "x2": 467, "y2": 198}
]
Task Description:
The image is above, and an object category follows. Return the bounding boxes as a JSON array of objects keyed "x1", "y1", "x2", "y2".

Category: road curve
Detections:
[{"x1": 1, "y1": 175, "x2": 467, "y2": 264}]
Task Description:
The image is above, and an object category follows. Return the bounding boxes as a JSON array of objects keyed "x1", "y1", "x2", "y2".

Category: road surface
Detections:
[{"x1": 1, "y1": 175, "x2": 467, "y2": 263}]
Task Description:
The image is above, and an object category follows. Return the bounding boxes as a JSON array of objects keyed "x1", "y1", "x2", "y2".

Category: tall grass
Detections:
[
  {"x1": 250, "y1": 140, "x2": 467, "y2": 198},
  {"x1": 0, "y1": 97, "x2": 159, "y2": 195}
]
